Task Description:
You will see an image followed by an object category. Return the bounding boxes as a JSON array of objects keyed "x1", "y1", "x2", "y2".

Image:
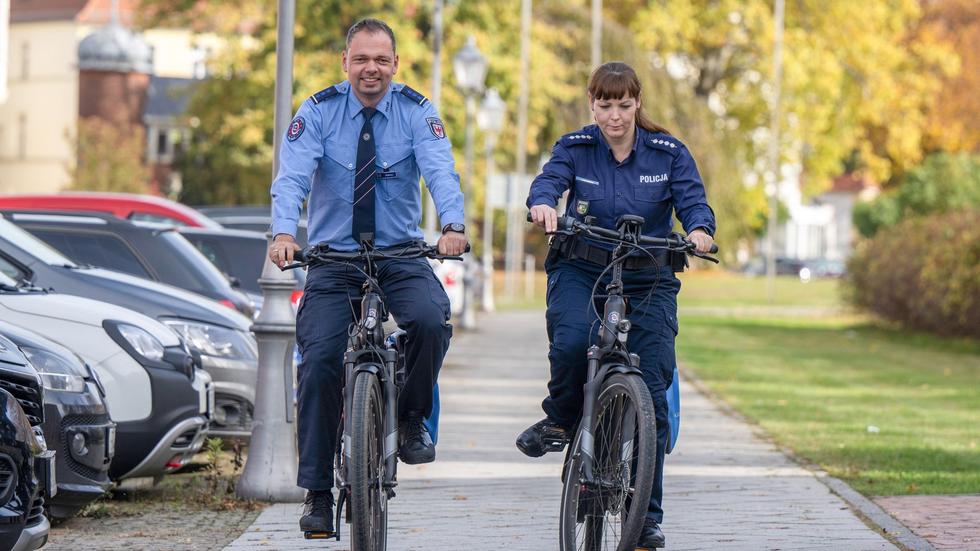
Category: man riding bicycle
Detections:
[{"x1": 268, "y1": 18, "x2": 467, "y2": 536}]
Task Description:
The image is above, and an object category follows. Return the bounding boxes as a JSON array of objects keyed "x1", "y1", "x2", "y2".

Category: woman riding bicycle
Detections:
[{"x1": 517, "y1": 61, "x2": 716, "y2": 549}]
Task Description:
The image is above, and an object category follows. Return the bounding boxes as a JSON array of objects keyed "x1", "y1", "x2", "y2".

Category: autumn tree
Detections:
[{"x1": 69, "y1": 118, "x2": 152, "y2": 193}]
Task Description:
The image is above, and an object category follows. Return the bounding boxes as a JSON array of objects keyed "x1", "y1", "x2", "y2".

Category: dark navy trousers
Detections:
[
  {"x1": 542, "y1": 257, "x2": 680, "y2": 524},
  {"x1": 295, "y1": 258, "x2": 452, "y2": 490}
]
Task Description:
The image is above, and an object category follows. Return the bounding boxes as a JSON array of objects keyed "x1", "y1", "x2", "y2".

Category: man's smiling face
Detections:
[{"x1": 343, "y1": 30, "x2": 398, "y2": 107}]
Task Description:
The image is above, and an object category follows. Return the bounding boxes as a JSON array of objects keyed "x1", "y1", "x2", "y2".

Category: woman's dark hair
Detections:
[
  {"x1": 346, "y1": 18, "x2": 397, "y2": 53},
  {"x1": 588, "y1": 61, "x2": 670, "y2": 135}
]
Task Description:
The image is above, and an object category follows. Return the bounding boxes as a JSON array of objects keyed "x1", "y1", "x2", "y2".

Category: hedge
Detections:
[{"x1": 845, "y1": 210, "x2": 980, "y2": 338}]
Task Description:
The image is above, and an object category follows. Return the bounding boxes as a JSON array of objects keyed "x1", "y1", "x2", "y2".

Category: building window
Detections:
[
  {"x1": 157, "y1": 129, "x2": 169, "y2": 157},
  {"x1": 17, "y1": 113, "x2": 26, "y2": 160},
  {"x1": 21, "y1": 42, "x2": 29, "y2": 80},
  {"x1": 191, "y1": 46, "x2": 209, "y2": 79}
]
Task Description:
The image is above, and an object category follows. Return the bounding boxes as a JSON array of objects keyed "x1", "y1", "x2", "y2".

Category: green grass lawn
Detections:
[{"x1": 676, "y1": 273, "x2": 980, "y2": 496}]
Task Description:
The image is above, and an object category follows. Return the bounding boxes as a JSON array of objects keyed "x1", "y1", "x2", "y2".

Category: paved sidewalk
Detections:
[
  {"x1": 875, "y1": 495, "x2": 980, "y2": 550},
  {"x1": 224, "y1": 311, "x2": 897, "y2": 550}
]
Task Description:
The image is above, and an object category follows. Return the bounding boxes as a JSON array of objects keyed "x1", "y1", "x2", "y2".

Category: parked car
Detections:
[
  {"x1": 0, "y1": 321, "x2": 113, "y2": 519},
  {"x1": 0, "y1": 333, "x2": 53, "y2": 551},
  {"x1": 197, "y1": 207, "x2": 310, "y2": 247},
  {"x1": 0, "y1": 192, "x2": 222, "y2": 229},
  {"x1": 0, "y1": 214, "x2": 256, "y2": 438},
  {"x1": 0, "y1": 271, "x2": 212, "y2": 481},
  {"x1": 177, "y1": 227, "x2": 306, "y2": 313},
  {"x1": 4, "y1": 210, "x2": 255, "y2": 317}
]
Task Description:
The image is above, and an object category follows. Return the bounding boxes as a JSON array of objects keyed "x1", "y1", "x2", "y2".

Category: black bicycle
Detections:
[
  {"x1": 531, "y1": 213, "x2": 717, "y2": 551},
  {"x1": 284, "y1": 242, "x2": 464, "y2": 550}
]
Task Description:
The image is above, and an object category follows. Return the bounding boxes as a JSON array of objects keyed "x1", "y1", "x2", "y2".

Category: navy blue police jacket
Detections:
[{"x1": 526, "y1": 124, "x2": 716, "y2": 247}]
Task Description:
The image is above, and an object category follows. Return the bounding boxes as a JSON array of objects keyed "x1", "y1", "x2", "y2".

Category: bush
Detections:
[
  {"x1": 845, "y1": 210, "x2": 980, "y2": 338},
  {"x1": 853, "y1": 153, "x2": 980, "y2": 238}
]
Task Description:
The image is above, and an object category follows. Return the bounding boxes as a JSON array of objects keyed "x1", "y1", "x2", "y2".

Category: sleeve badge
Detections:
[
  {"x1": 426, "y1": 117, "x2": 447, "y2": 139},
  {"x1": 286, "y1": 117, "x2": 306, "y2": 142}
]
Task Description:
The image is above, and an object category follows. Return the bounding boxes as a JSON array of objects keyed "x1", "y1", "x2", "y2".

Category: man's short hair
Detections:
[{"x1": 346, "y1": 18, "x2": 397, "y2": 52}]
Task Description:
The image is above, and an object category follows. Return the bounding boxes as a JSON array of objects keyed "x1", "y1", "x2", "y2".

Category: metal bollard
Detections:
[{"x1": 237, "y1": 237, "x2": 305, "y2": 502}]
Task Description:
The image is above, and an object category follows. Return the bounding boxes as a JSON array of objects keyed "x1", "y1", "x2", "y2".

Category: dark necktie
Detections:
[{"x1": 352, "y1": 106, "x2": 378, "y2": 245}]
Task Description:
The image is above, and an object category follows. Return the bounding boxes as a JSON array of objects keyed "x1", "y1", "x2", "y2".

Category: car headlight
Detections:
[
  {"x1": 102, "y1": 321, "x2": 166, "y2": 364},
  {"x1": 162, "y1": 320, "x2": 257, "y2": 361},
  {"x1": 20, "y1": 346, "x2": 87, "y2": 393}
]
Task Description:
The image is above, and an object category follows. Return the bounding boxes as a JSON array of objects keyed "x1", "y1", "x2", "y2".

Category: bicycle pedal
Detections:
[{"x1": 304, "y1": 531, "x2": 335, "y2": 540}]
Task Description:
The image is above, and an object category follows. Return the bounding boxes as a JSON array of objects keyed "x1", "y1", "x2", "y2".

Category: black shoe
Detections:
[
  {"x1": 516, "y1": 417, "x2": 570, "y2": 457},
  {"x1": 635, "y1": 518, "x2": 665, "y2": 549},
  {"x1": 399, "y1": 411, "x2": 435, "y2": 465},
  {"x1": 299, "y1": 490, "x2": 334, "y2": 534}
]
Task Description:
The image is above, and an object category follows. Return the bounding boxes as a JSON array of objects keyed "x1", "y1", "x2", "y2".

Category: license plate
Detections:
[{"x1": 36, "y1": 451, "x2": 56, "y2": 499}]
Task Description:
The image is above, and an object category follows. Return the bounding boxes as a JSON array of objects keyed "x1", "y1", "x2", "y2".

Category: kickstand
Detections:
[{"x1": 334, "y1": 489, "x2": 346, "y2": 541}]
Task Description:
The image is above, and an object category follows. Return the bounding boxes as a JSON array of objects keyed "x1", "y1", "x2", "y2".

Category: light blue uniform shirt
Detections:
[{"x1": 271, "y1": 81, "x2": 465, "y2": 250}]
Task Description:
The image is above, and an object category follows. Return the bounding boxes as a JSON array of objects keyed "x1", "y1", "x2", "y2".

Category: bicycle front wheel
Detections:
[
  {"x1": 559, "y1": 372, "x2": 657, "y2": 551},
  {"x1": 349, "y1": 370, "x2": 388, "y2": 551}
]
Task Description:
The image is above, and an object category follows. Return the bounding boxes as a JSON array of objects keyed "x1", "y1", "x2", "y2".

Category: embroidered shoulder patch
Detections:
[
  {"x1": 286, "y1": 117, "x2": 306, "y2": 141},
  {"x1": 427, "y1": 117, "x2": 446, "y2": 139}
]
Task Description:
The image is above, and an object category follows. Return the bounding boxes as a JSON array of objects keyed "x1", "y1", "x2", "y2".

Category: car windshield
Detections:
[
  {"x1": 154, "y1": 231, "x2": 235, "y2": 293},
  {"x1": 0, "y1": 270, "x2": 18, "y2": 288},
  {"x1": 0, "y1": 216, "x2": 78, "y2": 267}
]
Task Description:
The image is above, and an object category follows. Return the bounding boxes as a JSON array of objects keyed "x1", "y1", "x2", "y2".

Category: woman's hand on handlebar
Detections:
[
  {"x1": 529, "y1": 204, "x2": 559, "y2": 233},
  {"x1": 269, "y1": 233, "x2": 302, "y2": 268},
  {"x1": 687, "y1": 228, "x2": 714, "y2": 254}
]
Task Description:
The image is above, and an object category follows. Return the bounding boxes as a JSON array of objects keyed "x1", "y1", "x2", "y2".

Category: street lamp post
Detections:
[
  {"x1": 453, "y1": 36, "x2": 487, "y2": 330},
  {"x1": 476, "y1": 88, "x2": 506, "y2": 312}
]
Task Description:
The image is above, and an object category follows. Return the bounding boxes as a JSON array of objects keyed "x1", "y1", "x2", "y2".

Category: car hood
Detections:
[
  {"x1": 0, "y1": 320, "x2": 86, "y2": 372},
  {"x1": 73, "y1": 266, "x2": 252, "y2": 330},
  {"x1": 0, "y1": 293, "x2": 181, "y2": 347}
]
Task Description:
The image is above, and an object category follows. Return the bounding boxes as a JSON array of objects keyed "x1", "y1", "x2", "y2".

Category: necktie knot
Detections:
[{"x1": 361, "y1": 107, "x2": 377, "y2": 121}]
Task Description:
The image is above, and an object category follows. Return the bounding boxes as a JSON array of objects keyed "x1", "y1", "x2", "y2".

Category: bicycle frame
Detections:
[{"x1": 575, "y1": 219, "x2": 644, "y2": 486}]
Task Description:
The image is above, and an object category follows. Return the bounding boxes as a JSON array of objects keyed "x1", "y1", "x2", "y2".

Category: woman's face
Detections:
[{"x1": 591, "y1": 95, "x2": 639, "y2": 141}]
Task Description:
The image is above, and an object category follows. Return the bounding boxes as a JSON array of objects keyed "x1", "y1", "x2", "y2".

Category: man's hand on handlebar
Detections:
[
  {"x1": 269, "y1": 233, "x2": 302, "y2": 268},
  {"x1": 529, "y1": 204, "x2": 559, "y2": 233},
  {"x1": 437, "y1": 231, "x2": 468, "y2": 256},
  {"x1": 687, "y1": 228, "x2": 714, "y2": 254}
]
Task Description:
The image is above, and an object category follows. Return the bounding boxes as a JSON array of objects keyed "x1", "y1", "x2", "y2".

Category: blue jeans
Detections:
[{"x1": 542, "y1": 257, "x2": 680, "y2": 523}]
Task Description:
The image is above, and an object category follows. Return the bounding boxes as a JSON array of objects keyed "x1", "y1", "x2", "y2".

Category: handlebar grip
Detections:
[
  {"x1": 292, "y1": 249, "x2": 307, "y2": 263},
  {"x1": 709, "y1": 244, "x2": 719, "y2": 254}
]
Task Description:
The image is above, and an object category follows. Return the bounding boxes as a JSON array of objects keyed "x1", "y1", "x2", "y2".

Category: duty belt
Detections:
[{"x1": 551, "y1": 234, "x2": 683, "y2": 271}]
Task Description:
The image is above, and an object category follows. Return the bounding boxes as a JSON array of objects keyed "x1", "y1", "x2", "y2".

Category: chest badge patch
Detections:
[
  {"x1": 576, "y1": 200, "x2": 590, "y2": 215},
  {"x1": 286, "y1": 117, "x2": 306, "y2": 142},
  {"x1": 427, "y1": 117, "x2": 447, "y2": 139}
]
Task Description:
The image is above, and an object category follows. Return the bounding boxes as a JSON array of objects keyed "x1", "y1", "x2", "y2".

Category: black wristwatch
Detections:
[{"x1": 442, "y1": 223, "x2": 465, "y2": 234}]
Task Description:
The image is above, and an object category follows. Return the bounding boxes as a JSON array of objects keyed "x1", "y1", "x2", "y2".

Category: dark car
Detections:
[
  {"x1": 3, "y1": 210, "x2": 255, "y2": 318},
  {"x1": 0, "y1": 334, "x2": 53, "y2": 551},
  {"x1": 0, "y1": 321, "x2": 113, "y2": 519},
  {"x1": 177, "y1": 227, "x2": 306, "y2": 313},
  {"x1": 0, "y1": 214, "x2": 256, "y2": 438},
  {"x1": 197, "y1": 206, "x2": 309, "y2": 247}
]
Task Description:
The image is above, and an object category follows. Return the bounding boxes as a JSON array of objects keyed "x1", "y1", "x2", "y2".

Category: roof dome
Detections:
[{"x1": 78, "y1": 23, "x2": 153, "y2": 74}]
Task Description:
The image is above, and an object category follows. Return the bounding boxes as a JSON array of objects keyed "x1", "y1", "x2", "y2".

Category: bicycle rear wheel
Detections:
[
  {"x1": 349, "y1": 370, "x2": 388, "y2": 550},
  {"x1": 559, "y1": 372, "x2": 657, "y2": 551}
]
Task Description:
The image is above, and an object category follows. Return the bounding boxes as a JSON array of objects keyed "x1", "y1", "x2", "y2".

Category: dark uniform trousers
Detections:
[
  {"x1": 295, "y1": 257, "x2": 452, "y2": 490},
  {"x1": 543, "y1": 257, "x2": 680, "y2": 524}
]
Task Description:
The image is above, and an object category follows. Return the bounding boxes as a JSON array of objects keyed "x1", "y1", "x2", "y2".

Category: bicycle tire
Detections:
[
  {"x1": 349, "y1": 370, "x2": 388, "y2": 550},
  {"x1": 559, "y1": 372, "x2": 657, "y2": 551}
]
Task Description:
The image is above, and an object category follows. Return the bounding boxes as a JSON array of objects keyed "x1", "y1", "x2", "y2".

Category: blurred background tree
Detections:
[{"x1": 69, "y1": 118, "x2": 152, "y2": 193}]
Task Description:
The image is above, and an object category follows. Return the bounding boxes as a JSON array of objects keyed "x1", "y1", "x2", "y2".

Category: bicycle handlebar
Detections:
[
  {"x1": 526, "y1": 212, "x2": 719, "y2": 255},
  {"x1": 283, "y1": 243, "x2": 468, "y2": 270}
]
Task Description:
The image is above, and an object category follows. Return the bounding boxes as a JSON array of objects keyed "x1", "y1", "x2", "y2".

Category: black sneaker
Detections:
[
  {"x1": 399, "y1": 411, "x2": 435, "y2": 465},
  {"x1": 516, "y1": 417, "x2": 570, "y2": 457},
  {"x1": 299, "y1": 490, "x2": 334, "y2": 534},
  {"x1": 635, "y1": 518, "x2": 666, "y2": 549}
]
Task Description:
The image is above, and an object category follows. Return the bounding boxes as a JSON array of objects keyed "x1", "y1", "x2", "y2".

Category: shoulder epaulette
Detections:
[
  {"x1": 310, "y1": 86, "x2": 340, "y2": 104},
  {"x1": 645, "y1": 134, "x2": 682, "y2": 153},
  {"x1": 399, "y1": 85, "x2": 429, "y2": 107},
  {"x1": 559, "y1": 132, "x2": 596, "y2": 147}
]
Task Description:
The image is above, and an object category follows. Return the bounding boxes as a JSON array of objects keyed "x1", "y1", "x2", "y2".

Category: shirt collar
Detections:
[
  {"x1": 346, "y1": 82, "x2": 394, "y2": 120},
  {"x1": 597, "y1": 125, "x2": 640, "y2": 162}
]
